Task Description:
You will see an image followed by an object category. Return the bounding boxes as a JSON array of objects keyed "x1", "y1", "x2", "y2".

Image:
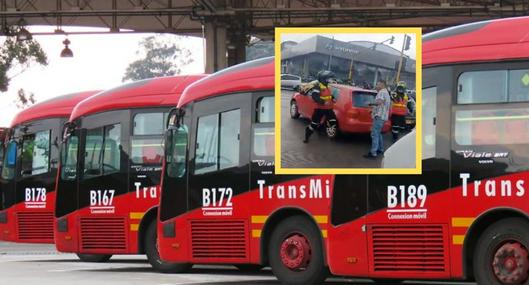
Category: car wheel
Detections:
[
  {"x1": 474, "y1": 217, "x2": 529, "y2": 285},
  {"x1": 145, "y1": 220, "x2": 192, "y2": 273},
  {"x1": 76, "y1": 253, "x2": 112, "y2": 262},
  {"x1": 269, "y1": 215, "x2": 328, "y2": 285},
  {"x1": 290, "y1": 100, "x2": 300, "y2": 119}
]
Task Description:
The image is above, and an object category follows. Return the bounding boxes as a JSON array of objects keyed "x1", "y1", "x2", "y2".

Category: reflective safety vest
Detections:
[
  {"x1": 392, "y1": 94, "x2": 408, "y2": 116},
  {"x1": 318, "y1": 83, "x2": 334, "y2": 109}
]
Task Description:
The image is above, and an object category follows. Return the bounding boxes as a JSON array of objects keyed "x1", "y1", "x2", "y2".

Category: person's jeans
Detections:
[{"x1": 370, "y1": 117, "x2": 385, "y2": 156}]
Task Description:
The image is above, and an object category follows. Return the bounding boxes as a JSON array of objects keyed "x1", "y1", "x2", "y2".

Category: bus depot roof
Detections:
[
  {"x1": 70, "y1": 75, "x2": 206, "y2": 121},
  {"x1": 178, "y1": 57, "x2": 274, "y2": 108},
  {"x1": 10, "y1": 90, "x2": 100, "y2": 127},
  {"x1": 424, "y1": 16, "x2": 529, "y2": 66}
]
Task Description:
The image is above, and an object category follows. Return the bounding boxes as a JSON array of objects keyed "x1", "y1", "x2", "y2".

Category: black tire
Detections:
[
  {"x1": 474, "y1": 217, "x2": 529, "y2": 285},
  {"x1": 235, "y1": 264, "x2": 264, "y2": 272},
  {"x1": 290, "y1": 100, "x2": 300, "y2": 119},
  {"x1": 145, "y1": 220, "x2": 192, "y2": 273},
  {"x1": 76, "y1": 253, "x2": 112, "y2": 263},
  {"x1": 269, "y1": 215, "x2": 328, "y2": 285}
]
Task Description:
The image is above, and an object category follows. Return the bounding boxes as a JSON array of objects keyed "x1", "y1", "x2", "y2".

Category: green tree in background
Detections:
[
  {"x1": 0, "y1": 26, "x2": 48, "y2": 92},
  {"x1": 122, "y1": 35, "x2": 193, "y2": 82}
]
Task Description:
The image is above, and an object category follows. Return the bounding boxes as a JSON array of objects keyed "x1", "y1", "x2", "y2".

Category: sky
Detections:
[
  {"x1": 0, "y1": 26, "x2": 205, "y2": 127},
  {"x1": 281, "y1": 33, "x2": 417, "y2": 59}
]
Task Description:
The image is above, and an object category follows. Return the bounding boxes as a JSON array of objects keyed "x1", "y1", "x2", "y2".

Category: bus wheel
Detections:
[
  {"x1": 145, "y1": 220, "x2": 191, "y2": 273},
  {"x1": 290, "y1": 100, "x2": 300, "y2": 119},
  {"x1": 474, "y1": 217, "x2": 529, "y2": 285},
  {"x1": 76, "y1": 254, "x2": 112, "y2": 262},
  {"x1": 269, "y1": 215, "x2": 328, "y2": 285},
  {"x1": 235, "y1": 264, "x2": 264, "y2": 272}
]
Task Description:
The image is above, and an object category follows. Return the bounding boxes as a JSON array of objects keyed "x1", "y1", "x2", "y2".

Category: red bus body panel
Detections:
[{"x1": 423, "y1": 16, "x2": 529, "y2": 66}]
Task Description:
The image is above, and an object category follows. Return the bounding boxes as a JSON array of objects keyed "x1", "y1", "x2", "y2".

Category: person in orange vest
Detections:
[
  {"x1": 302, "y1": 70, "x2": 337, "y2": 143},
  {"x1": 390, "y1": 82, "x2": 409, "y2": 142}
]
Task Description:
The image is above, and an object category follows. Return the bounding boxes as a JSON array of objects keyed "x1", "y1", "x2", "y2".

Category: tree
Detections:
[
  {"x1": 122, "y1": 35, "x2": 193, "y2": 82},
  {"x1": 14, "y1": 88, "x2": 35, "y2": 109},
  {"x1": 0, "y1": 26, "x2": 48, "y2": 92}
]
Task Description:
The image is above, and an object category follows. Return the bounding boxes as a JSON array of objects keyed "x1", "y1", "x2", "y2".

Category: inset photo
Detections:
[{"x1": 275, "y1": 28, "x2": 421, "y2": 174}]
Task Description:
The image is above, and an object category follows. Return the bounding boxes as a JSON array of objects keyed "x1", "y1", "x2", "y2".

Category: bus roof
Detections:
[
  {"x1": 70, "y1": 75, "x2": 206, "y2": 121},
  {"x1": 424, "y1": 16, "x2": 529, "y2": 66},
  {"x1": 10, "y1": 90, "x2": 100, "y2": 127},
  {"x1": 178, "y1": 57, "x2": 274, "y2": 107}
]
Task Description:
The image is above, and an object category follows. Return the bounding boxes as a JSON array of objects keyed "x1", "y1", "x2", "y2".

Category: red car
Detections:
[{"x1": 289, "y1": 84, "x2": 391, "y2": 138}]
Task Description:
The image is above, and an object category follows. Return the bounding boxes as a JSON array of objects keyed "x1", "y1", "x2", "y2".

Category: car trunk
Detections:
[{"x1": 351, "y1": 91, "x2": 377, "y2": 122}]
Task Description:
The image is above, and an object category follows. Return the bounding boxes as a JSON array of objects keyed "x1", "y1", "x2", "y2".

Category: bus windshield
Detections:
[
  {"x1": 166, "y1": 126, "x2": 188, "y2": 178},
  {"x1": 1, "y1": 141, "x2": 16, "y2": 180}
]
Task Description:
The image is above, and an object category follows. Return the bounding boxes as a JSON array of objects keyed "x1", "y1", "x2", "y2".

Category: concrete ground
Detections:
[
  {"x1": 280, "y1": 89, "x2": 404, "y2": 169},
  {"x1": 0, "y1": 241, "x2": 475, "y2": 285}
]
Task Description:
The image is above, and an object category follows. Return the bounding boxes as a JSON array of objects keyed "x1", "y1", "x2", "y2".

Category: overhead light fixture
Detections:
[
  {"x1": 16, "y1": 19, "x2": 32, "y2": 41},
  {"x1": 60, "y1": 38, "x2": 73, "y2": 58}
]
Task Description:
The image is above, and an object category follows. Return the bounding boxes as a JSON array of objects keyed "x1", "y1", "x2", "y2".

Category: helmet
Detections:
[
  {"x1": 317, "y1": 70, "x2": 335, "y2": 86},
  {"x1": 397, "y1": 81, "x2": 407, "y2": 88},
  {"x1": 396, "y1": 85, "x2": 406, "y2": 94}
]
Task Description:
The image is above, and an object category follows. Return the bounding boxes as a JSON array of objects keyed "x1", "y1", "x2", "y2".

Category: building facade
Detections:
[{"x1": 281, "y1": 35, "x2": 416, "y2": 90}]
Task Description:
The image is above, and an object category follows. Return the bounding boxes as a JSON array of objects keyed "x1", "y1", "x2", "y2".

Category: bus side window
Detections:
[
  {"x1": 195, "y1": 109, "x2": 241, "y2": 174},
  {"x1": 253, "y1": 96, "x2": 274, "y2": 157},
  {"x1": 84, "y1": 128, "x2": 104, "y2": 177},
  {"x1": 422, "y1": 87, "x2": 437, "y2": 160},
  {"x1": 102, "y1": 124, "x2": 121, "y2": 174},
  {"x1": 455, "y1": 69, "x2": 529, "y2": 146},
  {"x1": 83, "y1": 123, "x2": 121, "y2": 178},
  {"x1": 131, "y1": 112, "x2": 165, "y2": 165},
  {"x1": 20, "y1": 130, "x2": 51, "y2": 176}
]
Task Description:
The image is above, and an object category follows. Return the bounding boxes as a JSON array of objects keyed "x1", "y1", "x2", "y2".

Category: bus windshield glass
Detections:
[{"x1": 1, "y1": 141, "x2": 16, "y2": 180}]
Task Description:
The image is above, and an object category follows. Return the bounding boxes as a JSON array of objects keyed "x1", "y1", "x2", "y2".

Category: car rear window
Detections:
[{"x1": 353, "y1": 91, "x2": 376, "y2": 107}]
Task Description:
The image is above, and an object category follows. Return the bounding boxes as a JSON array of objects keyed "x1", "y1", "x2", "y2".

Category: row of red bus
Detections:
[{"x1": 1, "y1": 17, "x2": 529, "y2": 285}]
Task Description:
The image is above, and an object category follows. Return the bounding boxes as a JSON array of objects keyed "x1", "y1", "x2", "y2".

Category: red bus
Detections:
[
  {"x1": 54, "y1": 75, "x2": 205, "y2": 270},
  {"x1": 0, "y1": 91, "x2": 100, "y2": 243},
  {"x1": 159, "y1": 17, "x2": 529, "y2": 285}
]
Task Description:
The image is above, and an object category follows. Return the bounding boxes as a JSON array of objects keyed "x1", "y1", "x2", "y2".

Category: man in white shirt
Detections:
[{"x1": 364, "y1": 79, "x2": 391, "y2": 159}]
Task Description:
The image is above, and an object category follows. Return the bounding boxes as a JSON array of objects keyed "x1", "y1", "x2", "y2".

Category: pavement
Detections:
[
  {"x1": 280, "y1": 90, "x2": 401, "y2": 169},
  {"x1": 0, "y1": 241, "x2": 475, "y2": 285}
]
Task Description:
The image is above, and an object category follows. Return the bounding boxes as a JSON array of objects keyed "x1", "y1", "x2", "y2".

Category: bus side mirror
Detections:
[
  {"x1": 167, "y1": 108, "x2": 180, "y2": 129},
  {"x1": 6, "y1": 141, "x2": 16, "y2": 167},
  {"x1": 164, "y1": 129, "x2": 174, "y2": 162}
]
